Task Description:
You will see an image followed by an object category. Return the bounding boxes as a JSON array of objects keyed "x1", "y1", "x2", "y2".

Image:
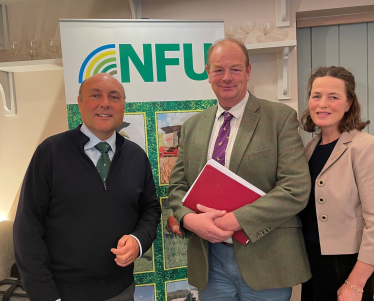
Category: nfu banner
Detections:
[
  {"x1": 60, "y1": 19, "x2": 223, "y2": 301},
  {"x1": 60, "y1": 19, "x2": 223, "y2": 103}
]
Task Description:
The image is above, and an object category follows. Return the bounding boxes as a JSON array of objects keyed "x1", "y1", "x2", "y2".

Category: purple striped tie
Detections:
[{"x1": 212, "y1": 112, "x2": 233, "y2": 166}]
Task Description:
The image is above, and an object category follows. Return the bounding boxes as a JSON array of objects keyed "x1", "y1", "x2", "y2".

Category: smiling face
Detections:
[
  {"x1": 206, "y1": 41, "x2": 251, "y2": 110},
  {"x1": 309, "y1": 76, "x2": 350, "y2": 137},
  {"x1": 78, "y1": 74, "x2": 125, "y2": 141}
]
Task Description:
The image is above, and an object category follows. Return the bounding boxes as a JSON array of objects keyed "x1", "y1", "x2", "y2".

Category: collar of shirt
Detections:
[
  {"x1": 215, "y1": 91, "x2": 249, "y2": 120},
  {"x1": 80, "y1": 124, "x2": 116, "y2": 153}
]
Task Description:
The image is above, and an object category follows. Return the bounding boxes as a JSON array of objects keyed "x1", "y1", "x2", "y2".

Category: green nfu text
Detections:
[{"x1": 119, "y1": 43, "x2": 212, "y2": 82}]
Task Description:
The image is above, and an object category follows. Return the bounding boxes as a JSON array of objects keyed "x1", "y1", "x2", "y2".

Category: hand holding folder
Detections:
[
  {"x1": 182, "y1": 207, "x2": 235, "y2": 243},
  {"x1": 182, "y1": 159, "x2": 266, "y2": 245}
]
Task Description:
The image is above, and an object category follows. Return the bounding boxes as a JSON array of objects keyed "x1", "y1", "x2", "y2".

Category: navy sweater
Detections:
[{"x1": 13, "y1": 126, "x2": 161, "y2": 301}]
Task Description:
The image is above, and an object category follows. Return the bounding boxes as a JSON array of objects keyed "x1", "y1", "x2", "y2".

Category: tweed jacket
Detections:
[
  {"x1": 305, "y1": 130, "x2": 374, "y2": 265},
  {"x1": 168, "y1": 92, "x2": 312, "y2": 291}
]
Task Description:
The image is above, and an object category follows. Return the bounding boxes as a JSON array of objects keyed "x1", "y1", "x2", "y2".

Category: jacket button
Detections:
[
  {"x1": 317, "y1": 179, "x2": 325, "y2": 187},
  {"x1": 318, "y1": 197, "x2": 326, "y2": 204},
  {"x1": 320, "y1": 214, "x2": 328, "y2": 222}
]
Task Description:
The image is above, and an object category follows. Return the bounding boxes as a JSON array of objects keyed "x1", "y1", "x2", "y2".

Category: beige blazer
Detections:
[
  {"x1": 305, "y1": 130, "x2": 374, "y2": 265},
  {"x1": 168, "y1": 92, "x2": 311, "y2": 291}
]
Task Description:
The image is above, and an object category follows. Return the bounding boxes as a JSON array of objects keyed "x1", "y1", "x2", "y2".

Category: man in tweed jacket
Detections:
[{"x1": 168, "y1": 38, "x2": 311, "y2": 301}]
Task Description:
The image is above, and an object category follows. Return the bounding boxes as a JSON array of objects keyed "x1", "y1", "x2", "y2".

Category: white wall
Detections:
[
  {"x1": 0, "y1": 70, "x2": 68, "y2": 221},
  {"x1": 7, "y1": 0, "x2": 132, "y2": 41},
  {"x1": 143, "y1": 0, "x2": 290, "y2": 106}
]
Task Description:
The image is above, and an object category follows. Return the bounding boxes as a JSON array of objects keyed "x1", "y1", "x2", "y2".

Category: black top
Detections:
[
  {"x1": 300, "y1": 138, "x2": 338, "y2": 244},
  {"x1": 13, "y1": 126, "x2": 161, "y2": 301}
]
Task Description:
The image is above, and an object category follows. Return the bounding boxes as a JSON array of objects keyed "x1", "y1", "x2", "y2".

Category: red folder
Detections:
[{"x1": 182, "y1": 159, "x2": 265, "y2": 245}]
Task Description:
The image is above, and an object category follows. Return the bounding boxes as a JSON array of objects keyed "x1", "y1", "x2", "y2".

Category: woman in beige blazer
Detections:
[{"x1": 300, "y1": 66, "x2": 374, "y2": 301}]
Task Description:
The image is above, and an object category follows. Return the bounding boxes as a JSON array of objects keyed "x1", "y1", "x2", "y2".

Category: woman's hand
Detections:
[
  {"x1": 337, "y1": 283, "x2": 362, "y2": 301},
  {"x1": 337, "y1": 260, "x2": 374, "y2": 301}
]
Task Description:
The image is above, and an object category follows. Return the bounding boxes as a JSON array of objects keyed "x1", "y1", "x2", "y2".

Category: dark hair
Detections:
[
  {"x1": 206, "y1": 38, "x2": 249, "y2": 69},
  {"x1": 300, "y1": 66, "x2": 369, "y2": 133}
]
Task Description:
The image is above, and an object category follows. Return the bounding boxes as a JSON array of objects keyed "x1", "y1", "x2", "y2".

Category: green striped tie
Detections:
[{"x1": 95, "y1": 142, "x2": 111, "y2": 183}]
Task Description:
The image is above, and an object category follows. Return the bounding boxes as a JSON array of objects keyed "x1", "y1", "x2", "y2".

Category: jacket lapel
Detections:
[
  {"x1": 318, "y1": 130, "x2": 356, "y2": 177},
  {"x1": 305, "y1": 136, "x2": 320, "y2": 161},
  {"x1": 195, "y1": 106, "x2": 217, "y2": 172},
  {"x1": 229, "y1": 93, "x2": 260, "y2": 174}
]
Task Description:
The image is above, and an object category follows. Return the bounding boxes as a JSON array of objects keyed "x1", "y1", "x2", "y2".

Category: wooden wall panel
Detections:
[
  {"x1": 296, "y1": 27, "x2": 313, "y2": 145},
  {"x1": 340, "y1": 23, "x2": 369, "y2": 130},
  {"x1": 311, "y1": 25, "x2": 339, "y2": 68}
]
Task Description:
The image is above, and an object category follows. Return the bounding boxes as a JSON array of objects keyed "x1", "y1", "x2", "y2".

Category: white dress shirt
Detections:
[{"x1": 80, "y1": 123, "x2": 116, "y2": 163}]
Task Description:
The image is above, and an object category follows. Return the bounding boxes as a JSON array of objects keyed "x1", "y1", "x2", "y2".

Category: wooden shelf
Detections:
[
  {"x1": 246, "y1": 40, "x2": 297, "y2": 100},
  {"x1": 246, "y1": 40, "x2": 296, "y2": 55},
  {"x1": 0, "y1": 58, "x2": 63, "y2": 72},
  {"x1": 0, "y1": 58, "x2": 63, "y2": 116}
]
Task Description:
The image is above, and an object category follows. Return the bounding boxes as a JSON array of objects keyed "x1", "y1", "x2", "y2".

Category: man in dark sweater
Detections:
[{"x1": 13, "y1": 74, "x2": 161, "y2": 301}]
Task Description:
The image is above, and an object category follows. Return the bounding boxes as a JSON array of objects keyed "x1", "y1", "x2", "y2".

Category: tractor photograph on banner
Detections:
[
  {"x1": 159, "y1": 125, "x2": 181, "y2": 159},
  {"x1": 156, "y1": 111, "x2": 200, "y2": 185}
]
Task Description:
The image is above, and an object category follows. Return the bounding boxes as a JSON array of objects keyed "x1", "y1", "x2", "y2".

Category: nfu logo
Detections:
[
  {"x1": 79, "y1": 43, "x2": 212, "y2": 83},
  {"x1": 79, "y1": 44, "x2": 117, "y2": 83}
]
